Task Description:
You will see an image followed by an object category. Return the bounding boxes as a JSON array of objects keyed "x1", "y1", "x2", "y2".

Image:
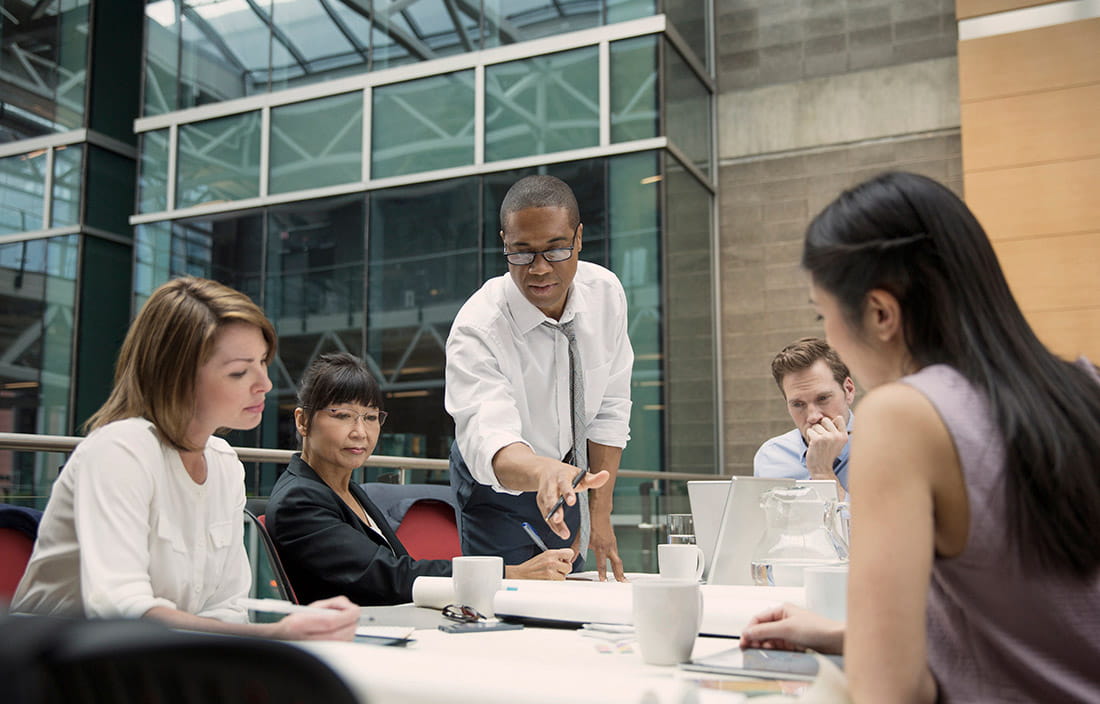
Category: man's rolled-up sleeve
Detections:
[
  {"x1": 446, "y1": 324, "x2": 526, "y2": 494},
  {"x1": 587, "y1": 286, "x2": 633, "y2": 448}
]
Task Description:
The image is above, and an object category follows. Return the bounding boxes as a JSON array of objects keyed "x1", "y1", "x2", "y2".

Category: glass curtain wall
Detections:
[
  {"x1": 132, "y1": 152, "x2": 664, "y2": 493},
  {"x1": 0, "y1": 0, "x2": 91, "y2": 141},
  {"x1": 141, "y1": 0, "x2": 657, "y2": 117},
  {"x1": 0, "y1": 235, "x2": 79, "y2": 505}
]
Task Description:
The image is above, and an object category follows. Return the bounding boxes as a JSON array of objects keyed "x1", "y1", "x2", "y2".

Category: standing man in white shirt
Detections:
[{"x1": 445, "y1": 174, "x2": 633, "y2": 582}]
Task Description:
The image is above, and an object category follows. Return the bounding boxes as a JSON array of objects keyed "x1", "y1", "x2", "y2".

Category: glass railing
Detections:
[{"x1": 0, "y1": 432, "x2": 723, "y2": 573}]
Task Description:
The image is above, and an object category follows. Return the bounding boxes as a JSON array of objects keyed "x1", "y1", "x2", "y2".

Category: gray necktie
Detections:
[{"x1": 543, "y1": 319, "x2": 590, "y2": 560}]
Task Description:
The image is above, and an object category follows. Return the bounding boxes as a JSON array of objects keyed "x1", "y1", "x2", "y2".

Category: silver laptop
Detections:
[
  {"x1": 706, "y1": 477, "x2": 839, "y2": 586},
  {"x1": 686, "y1": 480, "x2": 730, "y2": 580}
]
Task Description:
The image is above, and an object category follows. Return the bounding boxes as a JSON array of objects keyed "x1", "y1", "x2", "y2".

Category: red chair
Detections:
[
  {"x1": 360, "y1": 483, "x2": 462, "y2": 560},
  {"x1": 0, "y1": 504, "x2": 41, "y2": 603},
  {"x1": 395, "y1": 499, "x2": 462, "y2": 560},
  {"x1": 0, "y1": 528, "x2": 35, "y2": 602}
]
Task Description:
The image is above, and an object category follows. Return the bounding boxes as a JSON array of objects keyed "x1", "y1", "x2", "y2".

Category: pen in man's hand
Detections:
[
  {"x1": 544, "y1": 466, "x2": 589, "y2": 521},
  {"x1": 521, "y1": 521, "x2": 549, "y2": 552}
]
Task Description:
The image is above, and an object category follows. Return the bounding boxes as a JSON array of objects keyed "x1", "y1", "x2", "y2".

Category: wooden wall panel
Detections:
[
  {"x1": 959, "y1": 13, "x2": 1100, "y2": 361},
  {"x1": 958, "y1": 18, "x2": 1100, "y2": 100},
  {"x1": 956, "y1": 0, "x2": 1058, "y2": 21},
  {"x1": 961, "y1": 83, "x2": 1100, "y2": 171},
  {"x1": 994, "y1": 232, "x2": 1100, "y2": 311},
  {"x1": 1024, "y1": 308, "x2": 1100, "y2": 362},
  {"x1": 965, "y1": 157, "x2": 1100, "y2": 240}
]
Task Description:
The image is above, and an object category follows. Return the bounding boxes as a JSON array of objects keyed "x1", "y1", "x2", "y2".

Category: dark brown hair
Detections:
[{"x1": 770, "y1": 337, "x2": 851, "y2": 396}]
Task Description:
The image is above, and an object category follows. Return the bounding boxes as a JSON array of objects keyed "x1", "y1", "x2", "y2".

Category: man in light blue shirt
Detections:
[{"x1": 754, "y1": 338, "x2": 855, "y2": 497}]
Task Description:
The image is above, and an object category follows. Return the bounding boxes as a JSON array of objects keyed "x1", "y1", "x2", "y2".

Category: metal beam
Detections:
[
  {"x1": 317, "y1": 0, "x2": 370, "y2": 62},
  {"x1": 242, "y1": 0, "x2": 313, "y2": 75},
  {"x1": 180, "y1": 5, "x2": 250, "y2": 78}
]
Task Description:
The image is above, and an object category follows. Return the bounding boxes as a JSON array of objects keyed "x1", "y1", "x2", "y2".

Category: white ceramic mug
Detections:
[
  {"x1": 632, "y1": 579, "x2": 703, "y2": 666},
  {"x1": 658, "y1": 543, "x2": 704, "y2": 581},
  {"x1": 452, "y1": 555, "x2": 503, "y2": 618},
  {"x1": 804, "y1": 564, "x2": 848, "y2": 622}
]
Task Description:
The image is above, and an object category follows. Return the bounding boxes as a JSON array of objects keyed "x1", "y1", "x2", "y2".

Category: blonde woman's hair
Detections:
[{"x1": 85, "y1": 277, "x2": 277, "y2": 451}]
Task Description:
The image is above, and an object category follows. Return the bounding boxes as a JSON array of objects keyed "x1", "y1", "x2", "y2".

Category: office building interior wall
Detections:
[{"x1": 714, "y1": 0, "x2": 962, "y2": 475}]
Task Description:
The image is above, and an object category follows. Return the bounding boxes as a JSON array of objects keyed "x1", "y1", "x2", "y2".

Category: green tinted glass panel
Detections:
[
  {"x1": 176, "y1": 112, "x2": 262, "y2": 208},
  {"x1": 139, "y1": 130, "x2": 169, "y2": 212},
  {"x1": 665, "y1": 0, "x2": 710, "y2": 71},
  {"x1": 55, "y1": 1, "x2": 90, "y2": 130},
  {"x1": 609, "y1": 151, "x2": 662, "y2": 472},
  {"x1": 179, "y1": 0, "x2": 266, "y2": 107},
  {"x1": 0, "y1": 235, "x2": 77, "y2": 497},
  {"x1": 0, "y1": 0, "x2": 88, "y2": 138},
  {"x1": 270, "y1": 93, "x2": 363, "y2": 194},
  {"x1": 664, "y1": 152, "x2": 716, "y2": 473},
  {"x1": 0, "y1": 153, "x2": 46, "y2": 234},
  {"x1": 268, "y1": 0, "x2": 365, "y2": 93},
  {"x1": 368, "y1": 178, "x2": 479, "y2": 460},
  {"x1": 485, "y1": 47, "x2": 599, "y2": 162},
  {"x1": 143, "y1": 0, "x2": 179, "y2": 116},
  {"x1": 481, "y1": 0, "x2": 601, "y2": 48},
  {"x1": 134, "y1": 221, "x2": 173, "y2": 309},
  {"x1": 610, "y1": 36, "x2": 658, "y2": 143},
  {"x1": 665, "y1": 41, "x2": 711, "y2": 180},
  {"x1": 50, "y1": 145, "x2": 83, "y2": 228},
  {"x1": 371, "y1": 71, "x2": 474, "y2": 179},
  {"x1": 608, "y1": 0, "x2": 656, "y2": 23},
  {"x1": 0, "y1": 238, "x2": 63, "y2": 501},
  {"x1": 264, "y1": 195, "x2": 365, "y2": 470}
]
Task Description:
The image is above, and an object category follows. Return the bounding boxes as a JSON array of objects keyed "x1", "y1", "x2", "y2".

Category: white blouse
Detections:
[{"x1": 13, "y1": 417, "x2": 250, "y2": 623}]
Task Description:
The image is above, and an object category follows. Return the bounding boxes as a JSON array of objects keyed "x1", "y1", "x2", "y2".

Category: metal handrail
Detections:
[{"x1": 0, "y1": 432, "x2": 728, "y2": 482}]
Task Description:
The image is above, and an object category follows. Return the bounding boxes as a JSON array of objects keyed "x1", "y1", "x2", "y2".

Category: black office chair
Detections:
[
  {"x1": 0, "y1": 614, "x2": 361, "y2": 704},
  {"x1": 244, "y1": 507, "x2": 299, "y2": 604}
]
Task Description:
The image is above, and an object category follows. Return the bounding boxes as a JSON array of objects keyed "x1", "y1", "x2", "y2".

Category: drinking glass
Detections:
[{"x1": 666, "y1": 513, "x2": 695, "y2": 544}]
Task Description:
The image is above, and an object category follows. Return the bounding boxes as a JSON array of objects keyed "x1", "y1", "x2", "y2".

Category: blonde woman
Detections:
[{"x1": 13, "y1": 277, "x2": 358, "y2": 640}]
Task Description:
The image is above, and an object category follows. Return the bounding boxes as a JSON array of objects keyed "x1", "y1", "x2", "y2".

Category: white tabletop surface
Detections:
[{"x1": 297, "y1": 608, "x2": 753, "y2": 704}]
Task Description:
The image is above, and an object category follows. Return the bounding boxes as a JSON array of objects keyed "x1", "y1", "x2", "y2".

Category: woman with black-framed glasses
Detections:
[{"x1": 266, "y1": 353, "x2": 574, "y2": 606}]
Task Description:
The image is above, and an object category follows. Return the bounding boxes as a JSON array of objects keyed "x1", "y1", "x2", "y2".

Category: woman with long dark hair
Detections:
[{"x1": 741, "y1": 172, "x2": 1100, "y2": 702}]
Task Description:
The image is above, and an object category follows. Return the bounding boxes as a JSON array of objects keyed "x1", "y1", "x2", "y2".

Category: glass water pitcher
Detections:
[{"x1": 750, "y1": 485, "x2": 850, "y2": 587}]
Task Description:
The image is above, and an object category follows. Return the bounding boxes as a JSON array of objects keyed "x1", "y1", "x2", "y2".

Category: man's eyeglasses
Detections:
[
  {"x1": 501, "y1": 227, "x2": 578, "y2": 266},
  {"x1": 442, "y1": 604, "x2": 485, "y2": 623},
  {"x1": 322, "y1": 408, "x2": 389, "y2": 427}
]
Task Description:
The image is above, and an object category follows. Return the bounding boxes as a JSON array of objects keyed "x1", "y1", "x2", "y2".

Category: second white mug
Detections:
[
  {"x1": 804, "y1": 564, "x2": 848, "y2": 622},
  {"x1": 632, "y1": 579, "x2": 703, "y2": 666},
  {"x1": 658, "y1": 543, "x2": 704, "y2": 581},
  {"x1": 452, "y1": 555, "x2": 503, "y2": 618}
]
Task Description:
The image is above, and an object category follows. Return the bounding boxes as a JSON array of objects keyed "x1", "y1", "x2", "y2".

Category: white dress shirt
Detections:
[
  {"x1": 12, "y1": 417, "x2": 251, "y2": 623},
  {"x1": 445, "y1": 261, "x2": 634, "y2": 492}
]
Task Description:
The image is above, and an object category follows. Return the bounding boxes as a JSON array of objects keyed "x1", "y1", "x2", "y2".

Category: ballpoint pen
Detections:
[
  {"x1": 544, "y1": 465, "x2": 589, "y2": 521},
  {"x1": 520, "y1": 521, "x2": 550, "y2": 552}
]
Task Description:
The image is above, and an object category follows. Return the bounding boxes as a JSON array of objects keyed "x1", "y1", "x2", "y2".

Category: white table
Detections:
[{"x1": 297, "y1": 607, "x2": 750, "y2": 704}]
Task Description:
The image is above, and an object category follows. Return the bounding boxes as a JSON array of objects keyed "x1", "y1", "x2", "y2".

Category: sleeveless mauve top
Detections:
[{"x1": 902, "y1": 364, "x2": 1100, "y2": 703}]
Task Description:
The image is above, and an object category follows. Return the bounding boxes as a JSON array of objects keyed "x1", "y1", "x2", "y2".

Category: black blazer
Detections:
[{"x1": 266, "y1": 455, "x2": 452, "y2": 606}]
